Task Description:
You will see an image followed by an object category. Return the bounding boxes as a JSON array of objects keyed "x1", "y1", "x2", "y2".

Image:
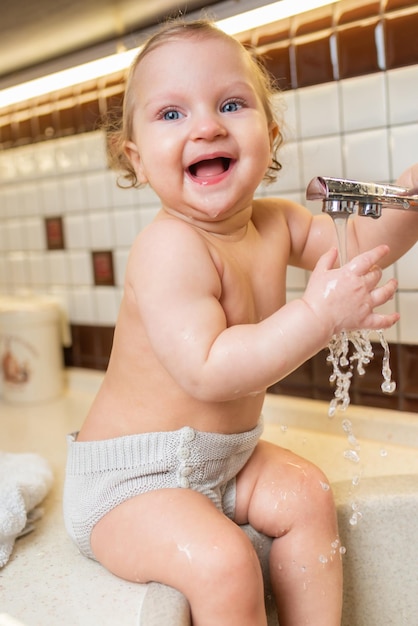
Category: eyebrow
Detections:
[{"x1": 142, "y1": 80, "x2": 257, "y2": 107}]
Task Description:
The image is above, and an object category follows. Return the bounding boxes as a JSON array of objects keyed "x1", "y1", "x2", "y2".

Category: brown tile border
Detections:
[{"x1": 64, "y1": 325, "x2": 418, "y2": 413}]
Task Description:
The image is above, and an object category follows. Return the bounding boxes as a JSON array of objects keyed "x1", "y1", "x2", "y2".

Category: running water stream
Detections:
[
  {"x1": 326, "y1": 215, "x2": 397, "y2": 526},
  {"x1": 326, "y1": 216, "x2": 397, "y2": 418}
]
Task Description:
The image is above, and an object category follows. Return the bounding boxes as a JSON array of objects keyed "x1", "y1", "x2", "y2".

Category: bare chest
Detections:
[{"x1": 216, "y1": 244, "x2": 287, "y2": 325}]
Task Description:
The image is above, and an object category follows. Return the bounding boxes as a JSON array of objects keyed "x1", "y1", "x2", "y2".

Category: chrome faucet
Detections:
[{"x1": 306, "y1": 176, "x2": 418, "y2": 218}]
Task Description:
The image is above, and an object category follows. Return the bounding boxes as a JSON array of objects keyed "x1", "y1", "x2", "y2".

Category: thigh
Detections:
[
  {"x1": 234, "y1": 440, "x2": 333, "y2": 536},
  {"x1": 90, "y1": 487, "x2": 254, "y2": 590}
]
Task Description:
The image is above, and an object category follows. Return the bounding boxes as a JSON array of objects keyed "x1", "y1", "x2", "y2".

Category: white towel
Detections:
[{"x1": 0, "y1": 452, "x2": 53, "y2": 568}]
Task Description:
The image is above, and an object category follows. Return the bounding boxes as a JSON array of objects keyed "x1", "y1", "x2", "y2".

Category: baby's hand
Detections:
[
  {"x1": 303, "y1": 245, "x2": 399, "y2": 336},
  {"x1": 396, "y1": 161, "x2": 418, "y2": 191}
]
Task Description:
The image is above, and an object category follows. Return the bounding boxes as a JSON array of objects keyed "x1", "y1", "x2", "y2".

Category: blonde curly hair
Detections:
[{"x1": 107, "y1": 18, "x2": 284, "y2": 188}]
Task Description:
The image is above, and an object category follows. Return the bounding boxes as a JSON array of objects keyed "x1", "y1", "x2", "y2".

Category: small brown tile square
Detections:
[
  {"x1": 15, "y1": 116, "x2": 33, "y2": 144},
  {"x1": 294, "y1": 12, "x2": 333, "y2": 36},
  {"x1": 105, "y1": 91, "x2": 124, "y2": 118},
  {"x1": 269, "y1": 384, "x2": 316, "y2": 400},
  {"x1": 45, "y1": 216, "x2": 65, "y2": 250},
  {"x1": 92, "y1": 250, "x2": 115, "y2": 286},
  {"x1": 312, "y1": 349, "x2": 333, "y2": 389},
  {"x1": 384, "y1": 12, "x2": 418, "y2": 69},
  {"x1": 261, "y1": 45, "x2": 293, "y2": 90},
  {"x1": 401, "y1": 396, "x2": 418, "y2": 412},
  {"x1": 37, "y1": 108, "x2": 58, "y2": 140},
  {"x1": 79, "y1": 98, "x2": 101, "y2": 132},
  {"x1": 294, "y1": 35, "x2": 335, "y2": 87},
  {"x1": 256, "y1": 22, "x2": 291, "y2": 47},
  {"x1": 67, "y1": 324, "x2": 114, "y2": 370},
  {"x1": 352, "y1": 390, "x2": 399, "y2": 411},
  {"x1": 58, "y1": 104, "x2": 77, "y2": 136},
  {"x1": 385, "y1": 0, "x2": 418, "y2": 10},
  {"x1": 0, "y1": 121, "x2": 13, "y2": 147},
  {"x1": 351, "y1": 341, "x2": 399, "y2": 393},
  {"x1": 336, "y1": 1, "x2": 380, "y2": 25},
  {"x1": 337, "y1": 21, "x2": 381, "y2": 79},
  {"x1": 399, "y1": 344, "x2": 418, "y2": 394},
  {"x1": 97, "y1": 326, "x2": 115, "y2": 362}
]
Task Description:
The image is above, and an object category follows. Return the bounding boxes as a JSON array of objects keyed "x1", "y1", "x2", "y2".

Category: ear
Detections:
[
  {"x1": 268, "y1": 121, "x2": 280, "y2": 149},
  {"x1": 268, "y1": 122, "x2": 280, "y2": 167},
  {"x1": 124, "y1": 140, "x2": 149, "y2": 185}
]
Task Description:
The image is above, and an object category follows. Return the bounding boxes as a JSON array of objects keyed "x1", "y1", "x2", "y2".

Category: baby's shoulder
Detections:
[
  {"x1": 253, "y1": 195, "x2": 296, "y2": 213},
  {"x1": 130, "y1": 216, "x2": 212, "y2": 268},
  {"x1": 252, "y1": 196, "x2": 296, "y2": 227}
]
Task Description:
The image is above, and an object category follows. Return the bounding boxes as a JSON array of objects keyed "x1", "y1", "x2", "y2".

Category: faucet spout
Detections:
[{"x1": 306, "y1": 176, "x2": 418, "y2": 218}]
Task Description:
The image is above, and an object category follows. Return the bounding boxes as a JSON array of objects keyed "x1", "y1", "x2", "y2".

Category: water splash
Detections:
[
  {"x1": 325, "y1": 214, "x2": 397, "y2": 530},
  {"x1": 343, "y1": 449, "x2": 360, "y2": 463},
  {"x1": 327, "y1": 215, "x2": 396, "y2": 417},
  {"x1": 349, "y1": 502, "x2": 363, "y2": 526}
]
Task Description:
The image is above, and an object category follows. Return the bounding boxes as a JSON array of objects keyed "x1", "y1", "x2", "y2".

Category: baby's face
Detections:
[{"x1": 125, "y1": 34, "x2": 274, "y2": 228}]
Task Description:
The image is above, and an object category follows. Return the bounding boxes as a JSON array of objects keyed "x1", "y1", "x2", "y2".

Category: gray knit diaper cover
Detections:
[{"x1": 63, "y1": 419, "x2": 263, "y2": 559}]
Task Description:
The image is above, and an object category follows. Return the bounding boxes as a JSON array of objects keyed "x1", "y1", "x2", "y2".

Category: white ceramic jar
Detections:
[{"x1": 0, "y1": 295, "x2": 70, "y2": 404}]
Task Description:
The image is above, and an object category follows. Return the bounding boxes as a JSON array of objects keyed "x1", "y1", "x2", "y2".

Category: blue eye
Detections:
[
  {"x1": 162, "y1": 109, "x2": 182, "y2": 121},
  {"x1": 221, "y1": 100, "x2": 243, "y2": 113}
]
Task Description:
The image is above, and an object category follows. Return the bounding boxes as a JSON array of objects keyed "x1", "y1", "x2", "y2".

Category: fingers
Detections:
[
  {"x1": 316, "y1": 247, "x2": 339, "y2": 271},
  {"x1": 366, "y1": 310, "x2": 400, "y2": 330},
  {"x1": 370, "y1": 277, "x2": 398, "y2": 307},
  {"x1": 365, "y1": 278, "x2": 399, "y2": 329},
  {"x1": 347, "y1": 244, "x2": 390, "y2": 275}
]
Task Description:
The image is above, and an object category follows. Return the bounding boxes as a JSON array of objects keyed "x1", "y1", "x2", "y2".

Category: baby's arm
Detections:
[{"x1": 130, "y1": 220, "x2": 397, "y2": 402}]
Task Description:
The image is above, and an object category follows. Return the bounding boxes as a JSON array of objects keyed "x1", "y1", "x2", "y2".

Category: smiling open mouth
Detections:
[{"x1": 188, "y1": 157, "x2": 232, "y2": 179}]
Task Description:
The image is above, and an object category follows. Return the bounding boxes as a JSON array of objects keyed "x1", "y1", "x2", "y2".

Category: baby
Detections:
[{"x1": 64, "y1": 19, "x2": 418, "y2": 626}]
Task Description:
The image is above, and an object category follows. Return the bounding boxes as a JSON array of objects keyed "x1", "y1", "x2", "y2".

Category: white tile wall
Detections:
[
  {"x1": 340, "y1": 73, "x2": 387, "y2": 133},
  {"x1": 344, "y1": 128, "x2": 391, "y2": 181},
  {"x1": 297, "y1": 82, "x2": 341, "y2": 138},
  {"x1": 398, "y1": 293, "x2": 418, "y2": 344},
  {"x1": 0, "y1": 65, "x2": 417, "y2": 346},
  {"x1": 387, "y1": 65, "x2": 418, "y2": 126},
  {"x1": 391, "y1": 122, "x2": 418, "y2": 178}
]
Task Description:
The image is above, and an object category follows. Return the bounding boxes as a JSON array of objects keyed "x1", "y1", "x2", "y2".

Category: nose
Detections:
[{"x1": 190, "y1": 108, "x2": 227, "y2": 141}]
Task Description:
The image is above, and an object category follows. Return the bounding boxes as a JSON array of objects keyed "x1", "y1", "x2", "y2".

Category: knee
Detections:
[
  {"x1": 262, "y1": 459, "x2": 337, "y2": 537},
  {"x1": 289, "y1": 460, "x2": 337, "y2": 526},
  {"x1": 197, "y1": 526, "x2": 263, "y2": 591}
]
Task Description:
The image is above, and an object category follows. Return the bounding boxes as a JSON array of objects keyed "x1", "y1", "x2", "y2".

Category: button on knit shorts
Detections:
[{"x1": 63, "y1": 419, "x2": 263, "y2": 560}]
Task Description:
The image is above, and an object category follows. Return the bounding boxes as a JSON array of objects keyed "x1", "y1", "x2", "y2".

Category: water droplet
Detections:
[
  {"x1": 349, "y1": 511, "x2": 363, "y2": 526},
  {"x1": 319, "y1": 555, "x2": 328, "y2": 564},
  {"x1": 380, "y1": 448, "x2": 388, "y2": 457},
  {"x1": 348, "y1": 434, "x2": 359, "y2": 448},
  {"x1": 339, "y1": 546, "x2": 347, "y2": 555},
  {"x1": 343, "y1": 449, "x2": 360, "y2": 463},
  {"x1": 381, "y1": 380, "x2": 396, "y2": 394},
  {"x1": 280, "y1": 424, "x2": 288, "y2": 433},
  {"x1": 320, "y1": 481, "x2": 330, "y2": 491},
  {"x1": 341, "y1": 419, "x2": 353, "y2": 433},
  {"x1": 352, "y1": 474, "x2": 361, "y2": 486},
  {"x1": 328, "y1": 401, "x2": 337, "y2": 418}
]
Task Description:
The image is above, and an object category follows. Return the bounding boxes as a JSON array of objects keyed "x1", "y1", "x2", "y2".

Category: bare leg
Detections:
[
  {"x1": 90, "y1": 489, "x2": 268, "y2": 626},
  {"x1": 235, "y1": 441, "x2": 343, "y2": 626}
]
